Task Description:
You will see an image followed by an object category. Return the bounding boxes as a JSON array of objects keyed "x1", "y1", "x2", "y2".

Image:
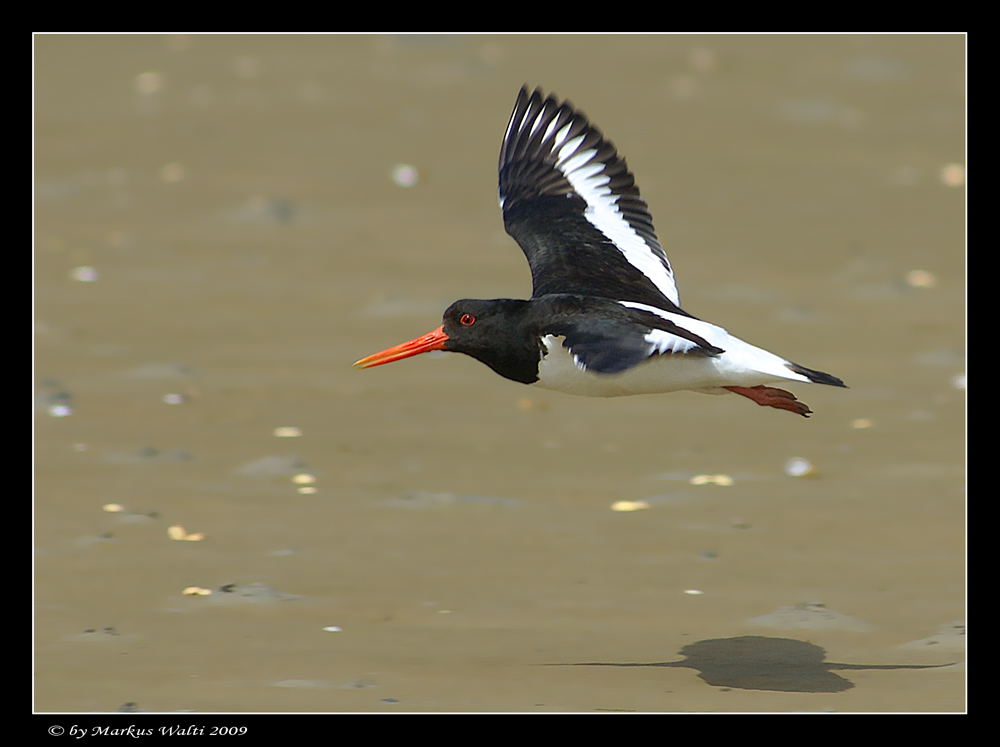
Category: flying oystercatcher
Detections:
[{"x1": 355, "y1": 86, "x2": 846, "y2": 416}]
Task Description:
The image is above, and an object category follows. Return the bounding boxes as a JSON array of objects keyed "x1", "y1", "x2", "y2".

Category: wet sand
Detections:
[{"x1": 35, "y1": 34, "x2": 965, "y2": 712}]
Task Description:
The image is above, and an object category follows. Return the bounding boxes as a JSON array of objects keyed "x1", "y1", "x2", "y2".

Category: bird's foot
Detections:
[{"x1": 723, "y1": 385, "x2": 812, "y2": 417}]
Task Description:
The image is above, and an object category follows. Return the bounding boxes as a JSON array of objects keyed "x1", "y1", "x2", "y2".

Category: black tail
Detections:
[{"x1": 787, "y1": 362, "x2": 847, "y2": 388}]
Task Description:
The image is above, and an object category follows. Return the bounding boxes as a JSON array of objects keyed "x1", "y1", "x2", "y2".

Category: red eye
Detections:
[{"x1": 460, "y1": 313, "x2": 475, "y2": 326}]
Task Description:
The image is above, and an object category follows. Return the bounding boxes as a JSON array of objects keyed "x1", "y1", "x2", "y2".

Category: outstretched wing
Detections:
[
  {"x1": 498, "y1": 85, "x2": 683, "y2": 313},
  {"x1": 539, "y1": 295, "x2": 724, "y2": 375}
]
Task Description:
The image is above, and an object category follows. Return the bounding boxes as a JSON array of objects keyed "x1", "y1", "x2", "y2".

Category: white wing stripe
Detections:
[
  {"x1": 542, "y1": 115, "x2": 564, "y2": 145},
  {"x1": 618, "y1": 300, "x2": 812, "y2": 382},
  {"x1": 527, "y1": 110, "x2": 545, "y2": 138},
  {"x1": 619, "y1": 301, "x2": 728, "y2": 344},
  {"x1": 551, "y1": 122, "x2": 574, "y2": 151},
  {"x1": 555, "y1": 139, "x2": 679, "y2": 306},
  {"x1": 559, "y1": 150, "x2": 598, "y2": 176},
  {"x1": 645, "y1": 330, "x2": 701, "y2": 355},
  {"x1": 557, "y1": 135, "x2": 587, "y2": 164}
]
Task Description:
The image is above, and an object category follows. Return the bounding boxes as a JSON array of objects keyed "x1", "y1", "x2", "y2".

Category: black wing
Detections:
[
  {"x1": 498, "y1": 86, "x2": 684, "y2": 314},
  {"x1": 540, "y1": 296, "x2": 723, "y2": 375}
]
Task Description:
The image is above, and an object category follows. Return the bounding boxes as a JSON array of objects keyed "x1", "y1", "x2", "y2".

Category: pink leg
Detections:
[{"x1": 723, "y1": 385, "x2": 812, "y2": 417}]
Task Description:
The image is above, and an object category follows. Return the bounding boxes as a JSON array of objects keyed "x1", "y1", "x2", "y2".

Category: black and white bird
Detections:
[{"x1": 355, "y1": 86, "x2": 845, "y2": 416}]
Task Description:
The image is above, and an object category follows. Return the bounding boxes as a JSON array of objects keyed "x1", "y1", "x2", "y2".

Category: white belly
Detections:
[{"x1": 533, "y1": 334, "x2": 809, "y2": 398}]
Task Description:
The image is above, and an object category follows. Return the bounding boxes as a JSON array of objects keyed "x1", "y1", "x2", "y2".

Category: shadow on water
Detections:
[{"x1": 560, "y1": 636, "x2": 954, "y2": 693}]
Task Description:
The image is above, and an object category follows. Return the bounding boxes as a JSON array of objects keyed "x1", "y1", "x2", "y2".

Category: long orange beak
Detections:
[{"x1": 353, "y1": 326, "x2": 449, "y2": 369}]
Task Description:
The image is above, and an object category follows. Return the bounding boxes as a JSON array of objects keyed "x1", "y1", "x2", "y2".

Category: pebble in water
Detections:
[{"x1": 783, "y1": 457, "x2": 817, "y2": 478}]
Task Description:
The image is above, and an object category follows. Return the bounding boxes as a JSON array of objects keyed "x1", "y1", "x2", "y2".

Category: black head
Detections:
[
  {"x1": 439, "y1": 299, "x2": 541, "y2": 383},
  {"x1": 355, "y1": 298, "x2": 541, "y2": 384}
]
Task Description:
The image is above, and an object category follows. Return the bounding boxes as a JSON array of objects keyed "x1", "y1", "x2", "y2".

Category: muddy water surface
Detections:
[{"x1": 35, "y1": 34, "x2": 964, "y2": 712}]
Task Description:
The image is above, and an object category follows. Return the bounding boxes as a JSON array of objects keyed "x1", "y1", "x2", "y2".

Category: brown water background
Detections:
[{"x1": 35, "y1": 34, "x2": 965, "y2": 712}]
